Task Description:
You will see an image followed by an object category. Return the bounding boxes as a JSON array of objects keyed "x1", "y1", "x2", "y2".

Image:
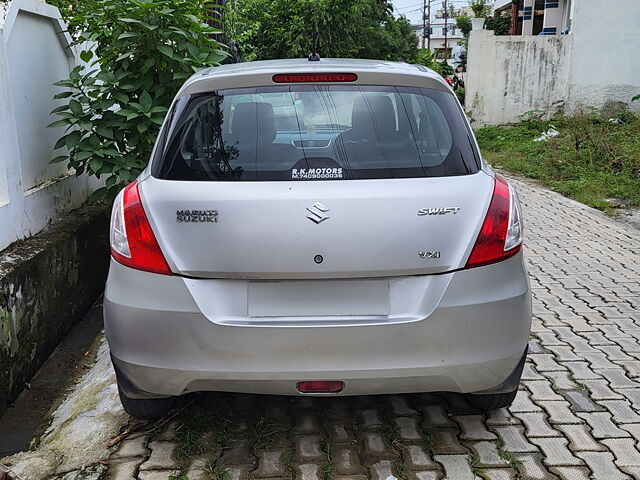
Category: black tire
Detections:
[
  {"x1": 466, "y1": 389, "x2": 518, "y2": 411},
  {"x1": 117, "y1": 384, "x2": 175, "y2": 420}
]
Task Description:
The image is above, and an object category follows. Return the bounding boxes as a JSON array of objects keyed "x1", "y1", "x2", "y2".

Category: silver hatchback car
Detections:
[{"x1": 104, "y1": 58, "x2": 531, "y2": 419}]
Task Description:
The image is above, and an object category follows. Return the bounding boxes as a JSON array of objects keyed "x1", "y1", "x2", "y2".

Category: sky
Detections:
[{"x1": 391, "y1": 0, "x2": 487, "y2": 26}]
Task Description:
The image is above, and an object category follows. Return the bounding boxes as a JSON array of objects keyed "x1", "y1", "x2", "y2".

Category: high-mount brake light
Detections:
[
  {"x1": 465, "y1": 176, "x2": 523, "y2": 269},
  {"x1": 110, "y1": 181, "x2": 172, "y2": 275},
  {"x1": 272, "y1": 73, "x2": 358, "y2": 83}
]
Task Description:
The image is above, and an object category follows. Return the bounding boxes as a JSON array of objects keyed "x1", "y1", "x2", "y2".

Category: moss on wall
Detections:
[{"x1": 0, "y1": 202, "x2": 110, "y2": 413}]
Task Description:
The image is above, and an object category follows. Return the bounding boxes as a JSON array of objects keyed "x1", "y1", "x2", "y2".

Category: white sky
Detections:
[{"x1": 391, "y1": 0, "x2": 492, "y2": 25}]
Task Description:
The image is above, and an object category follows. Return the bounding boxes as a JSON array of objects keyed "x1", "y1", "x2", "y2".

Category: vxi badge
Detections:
[{"x1": 417, "y1": 207, "x2": 461, "y2": 216}]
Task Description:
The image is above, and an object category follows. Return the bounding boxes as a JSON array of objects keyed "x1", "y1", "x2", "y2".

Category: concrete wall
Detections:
[
  {"x1": 466, "y1": 0, "x2": 640, "y2": 125},
  {"x1": 566, "y1": 0, "x2": 640, "y2": 113},
  {"x1": 0, "y1": 202, "x2": 109, "y2": 413},
  {"x1": 466, "y1": 31, "x2": 573, "y2": 125},
  {"x1": 0, "y1": 0, "x2": 100, "y2": 252}
]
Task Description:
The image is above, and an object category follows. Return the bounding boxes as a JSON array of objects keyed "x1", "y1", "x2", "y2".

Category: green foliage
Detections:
[
  {"x1": 470, "y1": 0, "x2": 489, "y2": 17},
  {"x1": 437, "y1": 61, "x2": 454, "y2": 76},
  {"x1": 485, "y1": 13, "x2": 512, "y2": 35},
  {"x1": 227, "y1": 0, "x2": 417, "y2": 62},
  {"x1": 632, "y1": 94, "x2": 640, "y2": 102},
  {"x1": 456, "y1": 16, "x2": 472, "y2": 38},
  {"x1": 175, "y1": 405, "x2": 233, "y2": 460},
  {"x1": 455, "y1": 87, "x2": 465, "y2": 105},
  {"x1": 48, "y1": 0, "x2": 226, "y2": 200},
  {"x1": 476, "y1": 113, "x2": 640, "y2": 212}
]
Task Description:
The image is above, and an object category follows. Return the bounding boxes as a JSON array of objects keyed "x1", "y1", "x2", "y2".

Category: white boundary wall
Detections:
[
  {"x1": 466, "y1": 0, "x2": 640, "y2": 125},
  {"x1": 0, "y1": 0, "x2": 99, "y2": 251}
]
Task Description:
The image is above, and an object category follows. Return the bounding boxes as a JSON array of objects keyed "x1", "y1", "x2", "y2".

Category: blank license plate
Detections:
[{"x1": 248, "y1": 280, "x2": 390, "y2": 317}]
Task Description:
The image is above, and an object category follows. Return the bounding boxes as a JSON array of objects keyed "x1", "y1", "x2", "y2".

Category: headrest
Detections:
[
  {"x1": 230, "y1": 102, "x2": 277, "y2": 144},
  {"x1": 350, "y1": 95, "x2": 397, "y2": 140}
]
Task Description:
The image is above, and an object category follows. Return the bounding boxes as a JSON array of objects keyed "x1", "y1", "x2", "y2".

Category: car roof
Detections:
[{"x1": 178, "y1": 58, "x2": 450, "y2": 97}]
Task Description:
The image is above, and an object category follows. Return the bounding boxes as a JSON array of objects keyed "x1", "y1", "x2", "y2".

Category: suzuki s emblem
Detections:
[{"x1": 306, "y1": 202, "x2": 330, "y2": 224}]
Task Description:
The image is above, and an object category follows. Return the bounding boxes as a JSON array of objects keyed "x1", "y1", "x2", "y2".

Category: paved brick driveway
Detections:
[{"x1": 107, "y1": 175, "x2": 640, "y2": 480}]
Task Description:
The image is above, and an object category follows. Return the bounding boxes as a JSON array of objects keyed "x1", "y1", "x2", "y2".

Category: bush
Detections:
[{"x1": 49, "y1": 0, "x2": 226, "y2": 199}]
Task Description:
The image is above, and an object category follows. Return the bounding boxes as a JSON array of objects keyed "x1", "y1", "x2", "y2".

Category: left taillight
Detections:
[
  {"x1": 110, "y1": 181, "x2": 172, "y2": 275},
  {"x1": 465, "y1": 176, "x2": 523, "y2": 269}
]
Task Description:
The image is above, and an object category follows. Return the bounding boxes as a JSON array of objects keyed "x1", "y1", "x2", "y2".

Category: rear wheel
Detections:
[
  {"x1": 466, "y1": 389, "x2": 518, "y2": 411},
  {"x1": 117, "y1": 383, "x2": 174, "y2": 420}
]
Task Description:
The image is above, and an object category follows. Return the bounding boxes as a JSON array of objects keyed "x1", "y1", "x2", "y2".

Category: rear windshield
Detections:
[{"x1": 152, "y1": 85, "x2": 479, "y2": 181}]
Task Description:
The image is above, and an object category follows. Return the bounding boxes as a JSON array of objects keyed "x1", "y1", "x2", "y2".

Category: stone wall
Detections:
[{"x1": 0, "y1": 203, "x2": 109, "y2": 413}]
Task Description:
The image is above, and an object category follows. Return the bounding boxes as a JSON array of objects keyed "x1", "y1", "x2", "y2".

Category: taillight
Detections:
[
  {"x1": 272, "y1": 73, "x2": 358, "y2": 83},
  {"x1": 465, "y1": 176, "x2": 523, "y2": 269},
  {"x1": 110, "y1": 181, "x2": 172, "y2": 275}
]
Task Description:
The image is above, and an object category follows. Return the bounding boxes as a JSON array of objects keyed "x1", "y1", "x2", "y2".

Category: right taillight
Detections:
[
  {"x1": 465, "y1": 176, "x2": 523, "y2": 269},
  {"x1": 110, "y1": 181, "x2": 172, "y2": 275}
]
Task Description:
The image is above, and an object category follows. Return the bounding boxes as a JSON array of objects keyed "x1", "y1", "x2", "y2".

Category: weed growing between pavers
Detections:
[
  {"x1": 496, "y1": 439, "x2": 523, "y2": 477},
  {"x1": 244, "y1": 415, "x2": 284, "y2": 452},
  {"x1": 175, "y1": 404, "x2": 233, "y2": 460},
  {"x1": 199, "y1": 456, "x2": 231, "y2": 480},
  {"x1": 319, "y1": 439, "x2": 335, "y2": 480}
]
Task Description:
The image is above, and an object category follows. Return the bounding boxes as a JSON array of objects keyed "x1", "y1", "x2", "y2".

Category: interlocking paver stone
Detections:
[
  {"x1": 575, "y1": 452, "x2": 632, "y2": 479},
  {"x1": 433, "y1": 455, "x2": 476, "y2": 480},
  {"x1": 513, "y1": 412, "x2": 561, "y2": 437},
  {"x1": 576, "y1": 412, "x2": 631, "y2": 439},
  {"x1": 494, "y1": 426, "x2": 538, "y2": 453},
  {"x1": 514, "y1": 454, "x2": 556, "y2": 480},
  {"x1": 138, "y1": 442, "x2": 177, "y2": 471},
  {"x1": 402, "y1": 445, "x2": 439, "y2": 471},
  {"x1": 598, "y1": 400, "x2": 640, "y2": 424},
  {"x1": 601, "y1": 438, "x2": 640, "y2": 467},
  {"x1": 555, "y1": 424, "x2": 606, "y2": 452},
  {"x1": 470, "y1": 441, "x2": 509, "y2": 467},
  {"x1": 454, "y1": 415, "x2": 497, "y2": 441},
  {"x1": 333, "y1": 446, "x2": 366, "y2": 475},
  {"x1": 528, "y1": 437, "x2": 583, "y2": 466}
]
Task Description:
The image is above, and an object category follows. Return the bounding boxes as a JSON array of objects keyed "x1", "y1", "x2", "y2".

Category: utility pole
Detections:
[
  {"x1": 443, "y1": 0, "x2": 448, "y2": 61},
  {"x1": 422, "y1": 0, "x2": 427, "y2": 49},
  {"x1": 427, "y1": 0, "x2": 431, "y2": 50}
]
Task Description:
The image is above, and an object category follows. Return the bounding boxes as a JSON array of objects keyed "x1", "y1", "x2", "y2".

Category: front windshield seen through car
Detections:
[{"x1": 154, "y1": 85, "x2": 478, "y2": 181}]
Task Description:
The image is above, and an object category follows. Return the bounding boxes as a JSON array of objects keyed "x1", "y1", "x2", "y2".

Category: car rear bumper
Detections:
[{"x1": 104, "y1": 253, "x2": 531, "y2": 398}]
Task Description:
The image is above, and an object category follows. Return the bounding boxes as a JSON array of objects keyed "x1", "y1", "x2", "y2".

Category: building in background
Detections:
[
  {"x1": 494, "y1": 0, "x2": 574, "y2": 36},
  {"x1": 412, "y1": 4, "x2": 473, "y2": 62}
]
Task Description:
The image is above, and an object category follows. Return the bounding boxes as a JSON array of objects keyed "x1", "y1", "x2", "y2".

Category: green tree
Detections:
[
  {"x1": 456, "y1": 15, "x2": 472, "y2": 38},
  {"x1": 48, "y1": 0, "x2": 226, "y2": 199},
  {"x1": 486, "y1": 12, "x2": 511, "y2": 35},
  {"x1": 227, "y1": 0, "x2": 418, "y2": 62}
]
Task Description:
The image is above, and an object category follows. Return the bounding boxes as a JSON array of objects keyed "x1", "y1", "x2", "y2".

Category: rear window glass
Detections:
[{"x1": 152, "y1": 85, "x2": 479, "y2": 181}]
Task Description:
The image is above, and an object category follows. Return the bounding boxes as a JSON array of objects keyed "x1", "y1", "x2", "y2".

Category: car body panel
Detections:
[
  {"x1": 105, "y1": 252, "x2": 531, "y2": 397},
  {"x1": 139, "y1": 172, "x2": 493, "y2": 278}
]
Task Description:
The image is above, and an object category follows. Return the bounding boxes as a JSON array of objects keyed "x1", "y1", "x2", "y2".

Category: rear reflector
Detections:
[
  {"x1": 273, "y1": 73, "x2": 358, "y2": 83},
  {"x1": 297, "y1": 381, "x2": 344, "y2": 393}
]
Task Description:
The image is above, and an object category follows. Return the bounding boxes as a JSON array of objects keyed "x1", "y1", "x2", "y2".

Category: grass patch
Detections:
[
  {"x1": 244, "y1": 415, "x2": 283, "y2": 452},
  {"x1": 422, "y1": 432, "x2": 435, "y2": 456},
  {"x1": 199, "y1": 456, "x2": 231, "y2": 480},
  {"x1": 319, "y1": 440, "x2": 335, "y2": 480},
  {"x1": 394, "y1": 460, "x2": 409, "y2": 478},
  {"x1": 283, "y1": 445, "x2": 295, "y2": 479},
  {"x1": 175, "y1": 405, "x2": 233, "y2": 461},
  {"x1": 369, "y1": 416, "x2": 403, "y2": 451},
  {"x1": 475, "y1": 110, "x2": 640, "y2": 213}
]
